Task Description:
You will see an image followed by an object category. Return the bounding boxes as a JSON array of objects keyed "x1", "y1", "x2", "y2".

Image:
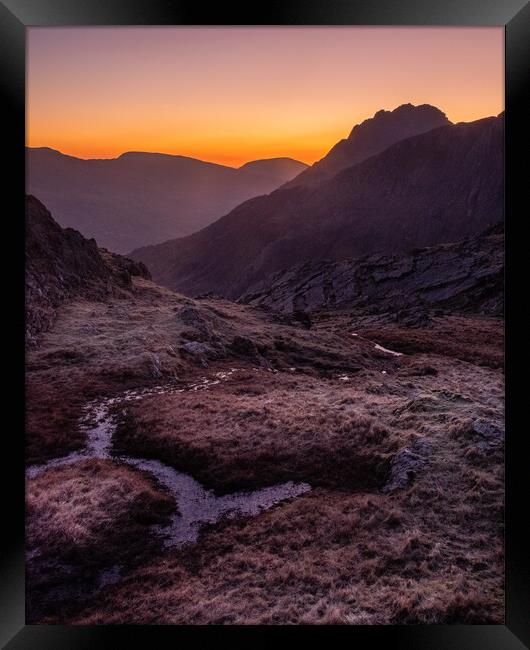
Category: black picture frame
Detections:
[{"x1": 2, "y1": 0, "x2": 528, "y2": 646}]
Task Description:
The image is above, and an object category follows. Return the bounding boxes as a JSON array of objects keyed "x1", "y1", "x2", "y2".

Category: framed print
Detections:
[{"x1": 1, "y1": 0, "x2": 529, "y2": 646}]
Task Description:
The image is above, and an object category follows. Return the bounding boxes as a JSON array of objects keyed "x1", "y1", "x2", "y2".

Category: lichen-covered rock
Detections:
[
  {"x1": 147, "y1": 353, "x2": 163, "y2": 379},
  {"x1": 471, "y1": 419, "x2": 503, "y2": 442},
  {"x1": 382, "y1": 437, "x2": 432, "y2": 493},
  {"x1": 180, "y1": 341, "x2": 218, "y2": 367}
]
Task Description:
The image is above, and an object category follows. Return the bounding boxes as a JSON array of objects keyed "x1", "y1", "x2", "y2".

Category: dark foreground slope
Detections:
[
  {"x1": 26, "y1": 195, "x2": 149, "y2": 345},
  {"x1": 283, "y1": 103, "x2": 451, "y2": 189},
  {"x1": 132, "y1": 114, "x2": 503, "y2": 298},
  {"x1": 27, "y1": 148, "x2": 307, "y2": 252},
  {"x1": 242, "y1": 224, "x2": 504, "y2": 317}
]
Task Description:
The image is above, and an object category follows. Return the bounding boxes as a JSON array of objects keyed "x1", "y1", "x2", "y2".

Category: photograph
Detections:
[{"x1": 24, "y1": 25, "x2": 506, "y2": 625}]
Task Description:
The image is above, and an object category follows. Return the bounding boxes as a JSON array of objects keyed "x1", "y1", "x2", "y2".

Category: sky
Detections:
[{"x1": 26, "y1": 27, "x2": 504, "y2": 167}]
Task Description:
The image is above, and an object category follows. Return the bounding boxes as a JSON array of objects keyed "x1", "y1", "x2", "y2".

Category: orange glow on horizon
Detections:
[{"x1": 27, "y1": 27, "x2": 504, "y2": 167}]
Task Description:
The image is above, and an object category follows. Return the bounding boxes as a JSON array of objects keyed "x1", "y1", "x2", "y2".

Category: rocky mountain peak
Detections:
[
  {"x1": 283, "y1": 103, "x2": 451, "y2": 189},
  {"x1": 348, "y1": 103, "x2": 450, "y2": 139}
]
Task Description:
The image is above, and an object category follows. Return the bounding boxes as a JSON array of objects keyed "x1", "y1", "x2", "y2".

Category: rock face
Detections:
[
  {"x1": 132, "y1": 114, "x2": 503, "y2": 299},
  {"x1": 27, "y1": 148, "x2": 307, "y2": 253},
  {"x1": 242, "y1": 224, "x2": 504, "y2": 317},
  {"x1": 25, "y1": 195, "x2": 149, "y2": 345},
  {"x1": 283, "y1": 103, "x2": 451, "y2": 189}
]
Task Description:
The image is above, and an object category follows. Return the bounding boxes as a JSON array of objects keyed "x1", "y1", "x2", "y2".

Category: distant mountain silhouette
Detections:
[
  {"x1": 131, "y1": 113, "x2": 503, "y2": 299},
  {"x1": 26, "y1": 148, "x2": 307, "y2": 253},
  {"x1": 283, "y1": 103, "x2": 451, "y2": 189},
  {"x1": 238, "y1": 158, "x2": 307, "y2": 176}
]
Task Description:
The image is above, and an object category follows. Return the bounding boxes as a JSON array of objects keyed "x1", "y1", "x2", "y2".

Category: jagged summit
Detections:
[
  {"x1": 132, "y1": 113, "x2": 503, "y2": 299},
  {"x1": 283, "y1": 103, "x2": 451, "y2": 190},
  {"x1": 348, "y1": 103, "x2": 449, "y2": 138}
]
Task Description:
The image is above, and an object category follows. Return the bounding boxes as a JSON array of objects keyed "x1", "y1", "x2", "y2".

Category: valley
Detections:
[
  {"x1": 25, "y1": 195, "x2": 504, "y2": 624},
  {"x1": 27, "y1": 148, "x2": 307, "y2": 253}
]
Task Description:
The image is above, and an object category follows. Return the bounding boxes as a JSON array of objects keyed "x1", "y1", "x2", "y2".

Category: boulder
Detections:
[{"x1": 382, "y1": 437, "x2": 432, "y2": 493}]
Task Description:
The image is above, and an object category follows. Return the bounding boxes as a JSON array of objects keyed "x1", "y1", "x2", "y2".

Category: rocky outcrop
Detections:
[
  {"x1": 26, "y1": 195, "x2": 149, "y2": 345},
  {"x1": 381, "y1": 436, "x2": 432, "y2": 493},
  {"x1": 241, "y1": 224, "x2": 503, "y2": 318},
  {"x1": 283, "y1": 103, "x2": 451, "y2": 189},
  {"x1": 132, "y1": 113, "x2": 503, "y2": 299}
]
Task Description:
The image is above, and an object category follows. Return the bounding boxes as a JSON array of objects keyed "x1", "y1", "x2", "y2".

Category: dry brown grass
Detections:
[
  {"x1": 26, "y1": 277, "x2": 390, "y2": 464},
  {"x1": 26, "y1": 459, "x2": 175, "y2": 622},
  {"x1": 72, "y1": 477, "x2": 503, "y2": 625},
  {"x1": 25, "y1": 279, "x2": 504, "y2": 625},
  {"x1": 70, "y1": 340, "x2": 503, "y2": 625},
  {"x1": 26, "y1": 377, "x2": 86, "y2": 463},
  {"x1": 27, "y1": 459, "x2": 174, "y2": 553},
  {"x1": 114, "y1": 370, "x2": 399, "y2": 493},
  {"x1": 355, "y1": 316, "x2": 503, "y2": 369}
]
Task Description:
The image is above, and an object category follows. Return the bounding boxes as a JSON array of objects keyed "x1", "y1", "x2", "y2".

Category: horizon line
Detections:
[{"x1": 26, "y1": 108, "x2": 502, "y2": 168}]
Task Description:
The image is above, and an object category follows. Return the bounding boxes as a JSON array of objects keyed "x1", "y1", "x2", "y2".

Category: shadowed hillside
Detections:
[
  {"x1": 25, "y1": 195, "x2": 149, "y2": 345},
  {"x1": 242, "y1": 223, "x2": 504, "y2": 317},
  {"x1": 132, "y1": 114, "x2": 503, "y2": 299}
]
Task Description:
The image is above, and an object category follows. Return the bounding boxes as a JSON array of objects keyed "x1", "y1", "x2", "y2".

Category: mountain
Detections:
[
  {"x1": 26, "y1": 148, "x2": 308, "y2": 253},
  {"x1": 131, "y1": 113, "x2": 504, "y2": 299},
  {"x1": 282, "y1": 103, "x2": 451, "y2": 189},
  {"x1": 242, "y1": 223, "x2": 504, "y2": 318},
  {"x1": 238, "y1": 158, "x2": 307, "y2": 178},
  {"x1": 25, "y1": 194, "x2": 149, "y2": 345}
]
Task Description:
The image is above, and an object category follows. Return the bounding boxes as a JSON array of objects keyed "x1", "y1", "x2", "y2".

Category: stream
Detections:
[
  {"x1": 26, "y1": 369, "x2": 311, "y2": 547},
  {"x1": 350, "y1": 332, "x2": 403, "y2": 356}
]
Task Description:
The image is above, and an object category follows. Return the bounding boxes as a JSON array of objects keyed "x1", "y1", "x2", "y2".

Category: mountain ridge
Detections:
[
  {"x1": 131, "y1": 113, "x2": 503, "y2": 299},
  {"x1": 26, "y1": 148, "x2": 308, "y2": 253}
]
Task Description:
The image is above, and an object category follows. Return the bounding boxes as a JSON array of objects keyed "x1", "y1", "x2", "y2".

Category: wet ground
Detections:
[{"x1": 27, "y1": 371, "x2": 311, "y2": 547}]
